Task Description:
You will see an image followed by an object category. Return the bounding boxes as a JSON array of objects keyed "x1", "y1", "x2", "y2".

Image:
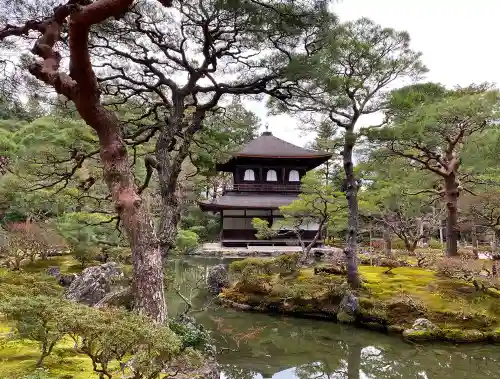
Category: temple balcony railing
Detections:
[{"x1": 224, "y1": 183, "x2": 301, "y2": 193}]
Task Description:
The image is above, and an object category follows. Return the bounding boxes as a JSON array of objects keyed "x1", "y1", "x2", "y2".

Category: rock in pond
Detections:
[
  {"x1": 66, "y1": 262, "x2": 123, "y2": 306},
  {"x1": 207, "y1": 264, "x2": 229, "y2": 294},
  {"x1": 337, "y1": 292, "x2": 359, "y2": 324},
  {"x1": 411, "y1": 318, "x2": 438, "y2": 331},
  {"x1": 403, "y1": 318, "x2": 439, "y2": 341}
]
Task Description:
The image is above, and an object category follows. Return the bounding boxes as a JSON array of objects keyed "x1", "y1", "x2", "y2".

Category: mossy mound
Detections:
[
  {"x1": 222, "y1": 261, "x2": 500, "y2": 344},
  {"x1": 0, "y1": 337, "x2": 101, "y2": 379}
]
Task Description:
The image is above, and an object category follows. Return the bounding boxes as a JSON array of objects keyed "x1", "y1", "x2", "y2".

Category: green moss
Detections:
[
  {"x1": 22, "y1": 255, "x2": 85, "y2": 274},
  {"x1": 441, "y1": 329, "x2": 485, "y2": 343},
  {"x1": 0, "y1": 335, "x2": 100, "y2": 378},
  {"x1": 402, "y1": 329, "x2": 440, "y2": 342},
  {"x1": 336, "y1": 311, "x2": 355, "y2": 324}
]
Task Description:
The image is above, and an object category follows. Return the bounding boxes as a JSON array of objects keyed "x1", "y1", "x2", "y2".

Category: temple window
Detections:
[
  {"x1": 266, "y1": 169, "x2": 278, "y2": 182},
  {"x1": 243, "y1": 169, "x2": 255, "y2": 181},
  {"x1": 289, "y1": 170, "x2": 300, "y2": 182}
]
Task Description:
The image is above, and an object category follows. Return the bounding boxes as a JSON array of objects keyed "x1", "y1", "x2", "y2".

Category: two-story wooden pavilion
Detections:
[{"x1": 199, "y1": 131, "x2": 332, "y2": 247}]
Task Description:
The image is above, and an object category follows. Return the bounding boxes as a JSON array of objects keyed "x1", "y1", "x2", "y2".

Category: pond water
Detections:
[{"x1": 167, "y1": 257, "x2": 500, "y2": 379}]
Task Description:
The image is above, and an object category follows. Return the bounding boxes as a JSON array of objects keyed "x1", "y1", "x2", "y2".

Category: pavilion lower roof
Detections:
[{"x1": 198, "y1": 192, "x2": 299, "y2": 211}]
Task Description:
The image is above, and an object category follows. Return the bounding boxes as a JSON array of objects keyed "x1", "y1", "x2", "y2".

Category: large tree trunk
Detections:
[
  {"x1": 342, "y1": 127, "x2": 360, "y2": 288},
  {"x1": 444, "y1": 176, "x2": 459, "y2": 257},
  {"x1": 0, "y1": 0, "x2": 172, "y2": 324},
  {"x1": 82, "y1": 109, "x2": 167, "y2": 323},
  {"x1": 155, "y1": 112, "x2": 186, "y2": 255},
  {"x1": 155, "y1": 108, "x2": 205, "y2": 254}
]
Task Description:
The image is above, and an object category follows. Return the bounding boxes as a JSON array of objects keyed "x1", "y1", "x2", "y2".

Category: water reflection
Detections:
[{"x1": 166, "y1": 258, "x2": 500, "y2": 379}]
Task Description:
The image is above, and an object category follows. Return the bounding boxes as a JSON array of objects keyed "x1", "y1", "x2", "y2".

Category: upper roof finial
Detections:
[{"x1": 262, "y1": 123, "x2": 272, "y2": 136}]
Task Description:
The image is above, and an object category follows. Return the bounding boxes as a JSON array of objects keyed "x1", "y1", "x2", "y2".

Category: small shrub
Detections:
[
  {"x1": 415, "y1": 251, "x2": 437, "y2": 268},
  {"x1": 72, "y1": 244, "x2": 99, "y2": 269},
  {"x1": 274, "y1": 253, "x2": 300, "y2": 274},
  {"x1": 188, "y1": 225, "x2": 207, "y2": 239},
  {"x1": 175, "y1": 230, "x2": 200, "y2": 255},
  {"x1": 391, "y1": 239, "x2": 408, "y2": 250},
  {"x1": 0, "y1": 295, "x2": 70, "y2": 367},
  {"x1": 358, "y1": 253, "x2": 373, "y2": 266},
  {"x1": 103, "y1": 246, "x2": 131, "y2": 263},
  {"x1": 428, "y1": 239, "x2": 443, "y2": 249},
  {"x1": 0, "y1": 271, "x2": 63, "y2": 301},
  {"x1": 234, "y1": 275, "x2": 272, "y2": 295},
  {"x1": 324, "y1": 236, "x2": 335, "y2": 247},
  {"x1": 230, "y1": 258, "x2": 274, "y2": 277},
  {"x1": 437, "y1": 258, "x2": 480, "y2": 280},
  {"x1": 60, "y1": 305, "x2": 195, "y2": 379},
  {"x1": 459, "y1": 249, "x2": 477, "y2": 260},
  {"x1": 230, "y1": 254, "x2": 300, "y2": 279},
  {"x1": 379, "y1": 257, "x2": 399, "y2": 274},
  {"x1": 169, "y1": 317, "x2": 212, "y2": 353},
  {"x1": 388, "y1": 293, "x2": 428, "y2": 314},
  {"x1": 22, "y1": 369, "x2": 55, "y2": 379},
  {"x1": 436, "y1": 258, "x2": 488, "y2": 291}
]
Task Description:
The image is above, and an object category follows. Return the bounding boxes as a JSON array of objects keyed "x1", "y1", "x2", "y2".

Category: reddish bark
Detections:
[{"x1": 0, "y1": 0, "x2": 173, "y2": 323}]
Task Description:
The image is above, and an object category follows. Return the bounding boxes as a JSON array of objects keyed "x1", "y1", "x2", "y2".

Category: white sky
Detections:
[{"x1": 248, "y1": 0, "x2": 500, "y2": 147}]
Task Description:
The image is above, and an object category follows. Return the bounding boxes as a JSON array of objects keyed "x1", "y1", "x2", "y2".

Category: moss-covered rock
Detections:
[
  {"x1": 402, "y1": 329, "x2": 441, "y2": 342},
  {"x1": 487, "y1": 328, "x2": 500, "y2": 343},
  {"x1": 442, "y1": 329, "x2": 485, "y2": 343},
  {"x1": 337, "y1": 311, "x2": 356, "y2": 324}
]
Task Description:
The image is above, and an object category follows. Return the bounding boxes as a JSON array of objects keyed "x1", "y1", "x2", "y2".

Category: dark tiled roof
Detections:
[
  {"x1": 199, "y1": 192, "x2": 298, "y2": 211},
  {"x1": 233, "y1": 131, "x2": 330, "y2": 158}
]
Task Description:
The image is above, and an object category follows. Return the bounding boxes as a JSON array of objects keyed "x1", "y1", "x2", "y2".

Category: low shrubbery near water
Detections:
[{"x1": 221, "y1": 253, "x2": 500, "y2": 343}]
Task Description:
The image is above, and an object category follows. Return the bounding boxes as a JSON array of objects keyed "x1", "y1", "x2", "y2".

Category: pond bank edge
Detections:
[{"x1": 219, "y1": 297, "x2": 500, "y2": 344}]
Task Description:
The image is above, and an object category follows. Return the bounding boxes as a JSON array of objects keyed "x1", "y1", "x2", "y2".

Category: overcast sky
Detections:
[{"x1": 248, "y1": 0, "x2": 500, "y2": 147}]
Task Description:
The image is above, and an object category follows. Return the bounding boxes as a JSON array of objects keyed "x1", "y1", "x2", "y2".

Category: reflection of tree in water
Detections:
[
  {"x1": 165, "y1": 258, "x2": 211, "y2": 316},
  {"x1": 222, "y1": 364, "x2": 259, "y2": 379},
  {"x1": 169, "y1": 258, "x2": 500, "y2": 379},
  {"x1": 294, "y1": 342, "x2": 360, "y2": 379},
  {"x1": 294, "y1": 343, "x2": 500, "y2": 379}
]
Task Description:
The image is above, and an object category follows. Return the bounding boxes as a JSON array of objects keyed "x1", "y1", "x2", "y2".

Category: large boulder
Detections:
[
  {"x1": 337, "y1": 292, "x2": 359, "y2": 324},
  {"x1": 207, "y1": 264, "x2": 229, "y2": 294},
  {"x1": 66, "y1": 262, "x2": 123, "y2": 306}
]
